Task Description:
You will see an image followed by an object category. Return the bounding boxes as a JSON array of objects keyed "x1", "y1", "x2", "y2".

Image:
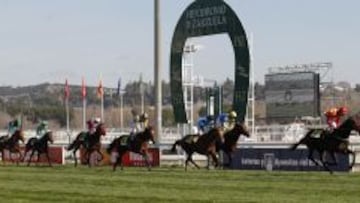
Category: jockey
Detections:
[
  {"x1": 197, "y1": 115, "x2": 214, "y2": 135},
  {"x1": 36, "y1": 120, "x2": 48, "y2": 138},
  {"x1": 216, "y1": 113, "x2": 228, "y2": 129},
  {"x1": 86, "y1": 117, "x2": 101, "y2": 135},
  {"x1": 224, "y1": 110, "x2": 237, "y2": 132},
  {"x1": 140, "y1": 112, "x2": 149, "y2": 131},
  {"x1": 129, "y1": 114, "x2": 141, "y2": 144},
  {"x1": 324, "y1": 106, "x2": 348, "y2": 131},
  {"x1": 7, "y1": 118, "x2": 21, "y2": 136}
]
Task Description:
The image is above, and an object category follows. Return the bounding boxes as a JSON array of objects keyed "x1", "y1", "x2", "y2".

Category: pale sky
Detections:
[{"x1": 0, "y1": 0, "x2": 359, "y2": 87}]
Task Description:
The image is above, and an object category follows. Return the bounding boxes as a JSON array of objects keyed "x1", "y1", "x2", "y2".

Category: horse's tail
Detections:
[
  {"x1": 67, "y1": 140, "x2": 76, "y2": 151},
  {"x1": 171, "y1": 140, "x2": 181, "y2": 152},
  {"x1": 107, "y1": 138, "x2": 118, "y2": 154},
  {"x1": 25, "y1": 138, "x2": 36, "y2": 150},
  {"x1": 67, "y1": 132, "x2": 82, "y2": 151},
  {"x1": 290, "y1": 129, "x2": 314, "y2": 150}
]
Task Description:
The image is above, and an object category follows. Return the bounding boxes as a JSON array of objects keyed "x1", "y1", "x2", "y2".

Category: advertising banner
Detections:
[
  {"x1": 2, "y1": 146, "x2": 65, "y2": 165},
  {"x1": 80, "y1": 147, "x2": 160, "y2": 167},
  {"x1": 225, "y1": 148, "x2": 349, "y2": 171}
]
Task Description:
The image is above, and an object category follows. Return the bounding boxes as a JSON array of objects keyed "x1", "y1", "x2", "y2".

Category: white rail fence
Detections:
[{"x1": 2, "y1": 123, "x2": 360, "y2": 168}]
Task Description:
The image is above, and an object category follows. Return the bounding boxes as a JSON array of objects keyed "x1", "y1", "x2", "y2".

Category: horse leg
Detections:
[
  {"x1": 46, "y1": 151, "x2": 52, "y2": 167},
  {"x1": 16, "y1": 149, "x2": 23, "y2": 166},
  {"x1": 206, "y1": 154, "x2": 211, "y2": 170},
  {"x1": 113, "y1": 151, "x2": 120, "y2": 171},
  {"x1": 27, "y1": 150, "x2": 35, "y2": 166},
  {"x1": 348, "y1": 149, "x2": 356, "y2": 170},
  {"x1": 2, "y1": 150, "x2": 5, "y2": 165},
  {"x1": 185, "y1": 153, "x2": 191, "y2": 171},
  {"x1": 225, "y1": 152, "x2": 233, "y2": 168},
  {"x1": 87, "y1": 150, "x2": 92, "y2": 168},
  {"x1": 325, "y1": 152, "x2": 338, "y2": 166},
  {"x1": 73, "y1": 147, "x2": 78, "y2": 167},
  {"x1": 308, "y1": 149, "x2": 321, "y2": 166},
  {"x1": 37, "y1": 151, "x2": 41, "y2": 166},
  {"x1": 210, "y1": 152, "x2": 219, "y2": 169},
  {"x1": 142, "y1": 151, "x2": 151, "y2": 171},
  {"x1": 97, "y1": 149, "x2": 104, "y2": 163},
  {"x1": 185, "y1": 152, "x2": 200, "y2": 170},
  {"x1": 319, "y1": 151, "x2": 333, "y2": 174},
  {"x1": 9, "y1": 152, "x2": 14, "y2": 164}
]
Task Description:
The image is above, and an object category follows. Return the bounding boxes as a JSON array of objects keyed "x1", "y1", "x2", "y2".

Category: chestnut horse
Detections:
[
  {"x1": 107, "y1": 126, "x2": 155, "y2": 171},
  {"x1": 171, "y1": 127, "x2": 223, "y2": 171},
  {"x1": 216, "y1": 123, "x2": 250, "y2": 167},
  {"x1": 67, "y1": 123, "x2": 106, "y2": 167}
]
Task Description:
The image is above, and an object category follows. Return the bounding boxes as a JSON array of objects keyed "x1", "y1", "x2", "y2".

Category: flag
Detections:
[
  {"x1": 117, "y1": 77, "x2": 121, "y2": 96},
  {"x1": 64, "y1": 79, "x2": 70, "y2": 100},
  {"x1": 81, "y1": 77, "x2": 87, "y2": 100},
  {"x1": 97, "y1": 79, "x2": 103, "y2": 98}
]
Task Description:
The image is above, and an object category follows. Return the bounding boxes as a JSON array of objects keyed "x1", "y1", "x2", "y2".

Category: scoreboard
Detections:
[{"x1": 265, "y1": 72, "x2": 320, "y2": 122}]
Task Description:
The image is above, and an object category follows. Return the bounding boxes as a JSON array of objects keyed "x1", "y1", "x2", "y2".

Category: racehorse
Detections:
[
  {"x1": 171, "y1": 127, "x2": 223, "y2": 171},
  {"x1": 67, "y1": 123, "x2": 106, "y2": 167},
  {"x1": 107, "y1": 126, "x2": 155, "y2": 171},
  {"x1": 291, "y1": 117, "x2": 360, "y2": 173},
  {"x1": 23, "y1": 131, "x2": 54, "y2": 167},
  {"x1": 0, "y1": 130, "x2": 25, "y2": 165},
  {"x1": 216, "y1": 123, "x2": 250, "y2": 167}
]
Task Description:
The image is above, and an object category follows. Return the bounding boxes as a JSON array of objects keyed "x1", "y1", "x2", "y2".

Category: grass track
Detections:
[{"x1": 0, "y1": 165, "x2": 359, "y2": 203}]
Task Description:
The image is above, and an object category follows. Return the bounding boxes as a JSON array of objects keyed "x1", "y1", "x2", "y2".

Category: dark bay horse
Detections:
[
  {"x1": 67, "y1": 123, "x2": 106, "y2": 167},
  {"x1": 0, "y1": 130, "x2": 25, "y2": 165},
  {"x1": 216, "y1": 123, "x2": 250, "y2": 167},
  {"x1": 171, "y1": 127, "x2": 223, "y2": 171},
  {"x1": 107, "y1": 126, "x2": 155, "y2": 171},
  {"x1": 291, "y1": 117, "x2": 360, "y2": 173},
  {"x1": 24, "y1": 131, "x2": 54, "y2": 167}
]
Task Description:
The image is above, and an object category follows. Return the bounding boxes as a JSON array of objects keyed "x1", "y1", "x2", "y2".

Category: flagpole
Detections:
[
  {"x1": 82, "y1": 77, "x2": 87, "y2": 130},
  {"x1": 120, "y1": 91, "x2": 123, "y2": 130},
  {"x1": 66, "y1": 98, "x2": 70, "y2": 133},
  {"x1": 140, "y1": 73, "x2": 144, "y2": 114},
  {"x1": 101, "y1": 93, "x2": 104, "y2": 121},
  {"x1": 83, "y1": 98, "x2": 86, "y2": 130}
]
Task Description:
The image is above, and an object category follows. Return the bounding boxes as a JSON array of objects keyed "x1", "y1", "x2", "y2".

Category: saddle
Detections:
[{"x1": 184, "y1": 134, "x2": 200, "y2": 144}]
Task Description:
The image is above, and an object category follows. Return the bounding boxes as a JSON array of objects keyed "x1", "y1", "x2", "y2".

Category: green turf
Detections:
[{"x1": 0, "y1": 165, "x2": 359, "y2": 203}]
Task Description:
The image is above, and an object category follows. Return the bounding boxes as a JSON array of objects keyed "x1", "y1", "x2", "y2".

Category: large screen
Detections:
[{"x1": 265, "y1": 72, "x2": 320, "y2": 122}]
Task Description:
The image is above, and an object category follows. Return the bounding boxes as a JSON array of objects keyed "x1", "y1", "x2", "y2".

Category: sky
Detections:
[{"x1": 0, "y1": 0, "x2": 359, "y2": 87}]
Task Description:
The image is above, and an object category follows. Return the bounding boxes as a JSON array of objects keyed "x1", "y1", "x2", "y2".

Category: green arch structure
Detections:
[{"x1": 170, "y1": 0, "x2": 250, "y2": 123}]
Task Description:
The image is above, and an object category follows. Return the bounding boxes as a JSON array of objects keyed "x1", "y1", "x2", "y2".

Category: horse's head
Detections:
[
  {"x1": 143, "y1": 126, "x2": 156, "y2": 144},
  {"x1": 45, "y1": 131, "x2": 54, "y2": 144},
  {"x1": 13, "y1": 129, "x2": 25, "y2": 143},
  {"x1": 96, "y1": 123, "x2": 106, "y2": 136},
  {"x1": 233, "y1": 123, "x2": 250, "y2": 138}
]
